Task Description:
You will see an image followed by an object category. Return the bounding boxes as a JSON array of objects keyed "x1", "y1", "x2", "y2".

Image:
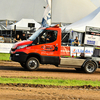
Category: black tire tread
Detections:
[
  {"x1": 84, "y1": 61, "x2": 97, "y2": 73},
  {"x1": 26, "y1": 57, "x2": 39, "y2": 71}
]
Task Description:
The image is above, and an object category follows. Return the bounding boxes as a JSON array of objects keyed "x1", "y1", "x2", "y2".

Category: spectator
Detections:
[
  {"x1": 14, "y1": 34, "x2": 21, "y2": 42},
  {"x1": 21, "y1": 33, "x2": 26, "y2": 40},
  {"x1": 74, "y1": 36, "x2": 79, "y2": 46}
]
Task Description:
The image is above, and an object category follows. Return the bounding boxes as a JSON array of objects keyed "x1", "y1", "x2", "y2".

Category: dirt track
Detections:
[{"x1": 1, "y1": 61, "x2": 100, "y2": 100}]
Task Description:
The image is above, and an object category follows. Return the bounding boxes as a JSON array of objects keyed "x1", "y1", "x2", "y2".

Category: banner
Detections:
[
  {"x1": 46, "y1": 0, "x2": 51, "y2": 26},
  {"x1": 61, "y1": 46, "x2": 70, "y2": 56},
  {"x1": 0, "y1": 43, "x2": 13, "y2": 53},
  {"x1": 70, "y1": 46, "x2": 93, "y2": 57},
  {"x1": 84, "y1": 26, "x2": 100, "y2": 46},
  {"x1": 42, "y1": 0, "x2": 51, "y2": 27}
]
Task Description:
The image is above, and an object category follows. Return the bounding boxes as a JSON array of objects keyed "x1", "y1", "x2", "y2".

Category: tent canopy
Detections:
[
  {"x1": 8, "y1": 18, "x2": 41, "y2": 31},
  {"x1": 62, "y1": 7, "x2": 100, "y2": 33},
  {"x1": 0, "y1": 0, "x2": 97, "y2": 23},
  {"x1": 91, "y1": 0, "x2": 100, "y2": 7},
  {"x1": 52, "y1": 0, "x2": 96, "y2": 23}
]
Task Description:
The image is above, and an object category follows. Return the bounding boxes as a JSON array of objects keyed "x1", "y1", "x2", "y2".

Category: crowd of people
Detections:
[
  {"x1": 14, "y1": 33, "x2": 80, "y2": 46},
  {"x1": 14, "y1": 33, "x2": 31, "y2": 42},
  {"x1": 14, "y1": 32, "x2": 79, "y2": 46}
]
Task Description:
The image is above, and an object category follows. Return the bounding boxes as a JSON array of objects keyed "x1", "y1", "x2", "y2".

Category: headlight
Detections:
[
  {"x1": 17, "y1": 45, "x2": 28, "y2": 49},
  {"x1": 12, "y1": 44, "x2": 17, "y2": 49}
]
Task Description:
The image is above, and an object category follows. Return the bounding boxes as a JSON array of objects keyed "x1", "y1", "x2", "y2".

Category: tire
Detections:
[
  {"x1": 83, "y1": 61, "x2": 97, "y2": 73},
  {"x1": 20, "y1": 63, "x2": 26, "y2": 69},
  {"x1": 26, "y1": 57, "x2": 39, "y2": 71}
]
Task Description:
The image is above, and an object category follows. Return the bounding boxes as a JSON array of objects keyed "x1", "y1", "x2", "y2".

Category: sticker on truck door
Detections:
[{"x1": 41, "y1": 45, "x2": 55, "y2": 51}]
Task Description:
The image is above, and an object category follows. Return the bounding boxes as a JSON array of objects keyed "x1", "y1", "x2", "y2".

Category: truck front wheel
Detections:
[
  {"x1": 83, "y1": 61, "x2": 97, "y2": 73},
  {"x1": 26, "y1": 57, "x2": 39, "y2": 71}
]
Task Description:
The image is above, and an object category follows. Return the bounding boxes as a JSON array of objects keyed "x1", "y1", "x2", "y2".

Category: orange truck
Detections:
[{"x1": 10, "y1": 25, "x2": 98, "y2": 73}]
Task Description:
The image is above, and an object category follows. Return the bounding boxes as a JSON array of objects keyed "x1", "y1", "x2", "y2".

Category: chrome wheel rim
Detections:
[
  {"x1": 28, "y1": 60, "x2": 37, "y2": 69},
  {"x1": 86, "y1": 63, "x2": 95, "y2": 73}
]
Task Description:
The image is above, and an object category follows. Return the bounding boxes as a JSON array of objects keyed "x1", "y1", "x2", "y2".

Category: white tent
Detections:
[
  {"x1": 8, "y1": 18, "x2": 41, "y2": 31},
  {"x1": 0, "y1": 0, "x2": 97, "y2": 23},
  {"x1": 62, "y1": 7, "x2": 100, "y2": 33},
  {"x1": 91, "y1": 0, "x2": 100, "y2": 7},
  {"x1": 52, "y1": 0, "x2": 97, "y2": 23}
]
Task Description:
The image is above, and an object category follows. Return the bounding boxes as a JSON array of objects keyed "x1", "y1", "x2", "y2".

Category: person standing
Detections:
[
  {"x1": 21, "y1": 33, "x2": 26, "y2": 40},
  {"x1": 74, "y1": 36, "x2": 79, "y2": 46},
  {"x1": 14, "y1": 34, "x2": 21, "y2": 42}
]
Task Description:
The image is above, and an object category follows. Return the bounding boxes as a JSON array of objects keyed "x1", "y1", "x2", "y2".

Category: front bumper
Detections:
[{"x1": 10, "y1": 52, "x2": 28, "y2": 63}]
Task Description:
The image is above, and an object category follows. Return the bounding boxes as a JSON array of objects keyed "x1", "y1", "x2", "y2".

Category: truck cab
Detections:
[{"x1": 10, "y1": 25, "x2": 61, "y2": 70}]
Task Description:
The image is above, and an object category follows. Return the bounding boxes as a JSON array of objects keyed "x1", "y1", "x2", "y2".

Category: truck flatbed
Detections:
[{"x1": 60, "y1": 58, "x2": 85, "y2": 68}]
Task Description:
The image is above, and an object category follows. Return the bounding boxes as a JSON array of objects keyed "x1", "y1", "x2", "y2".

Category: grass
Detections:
[
  {"x1": 0, "y1": 53, "x2": 10, "y2": 61},
  {"x1": 0, "y1": 77, "x2": 100, "y2": 86}
]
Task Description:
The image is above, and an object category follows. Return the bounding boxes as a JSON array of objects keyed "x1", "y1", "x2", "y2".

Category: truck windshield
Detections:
[{"x1": 28, "y1": 29, "x2": 44, "y2": 41}]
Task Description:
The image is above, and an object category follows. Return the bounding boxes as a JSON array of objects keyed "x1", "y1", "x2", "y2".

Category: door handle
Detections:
[{"x1": 54, "y1": 46, "x2": 58, "y2": 51}]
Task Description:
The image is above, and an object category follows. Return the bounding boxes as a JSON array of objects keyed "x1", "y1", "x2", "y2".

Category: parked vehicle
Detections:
[{"x1": 10, "y1": 25, "x2": 99, "y2": 73}]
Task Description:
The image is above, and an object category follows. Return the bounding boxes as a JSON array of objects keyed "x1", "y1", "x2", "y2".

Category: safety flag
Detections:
[{"x1": 42, "y1": 0, "x2": 51, "y2": 27}]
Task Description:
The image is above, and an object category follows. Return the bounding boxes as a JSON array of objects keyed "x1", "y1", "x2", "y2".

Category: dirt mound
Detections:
[{"x1": 0, "y1": 83, "x2": 99, "y2": 90}]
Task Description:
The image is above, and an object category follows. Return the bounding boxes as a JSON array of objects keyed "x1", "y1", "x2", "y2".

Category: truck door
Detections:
[{"x1": 37, "y1": 29, "x2": 61, "y2": 65}]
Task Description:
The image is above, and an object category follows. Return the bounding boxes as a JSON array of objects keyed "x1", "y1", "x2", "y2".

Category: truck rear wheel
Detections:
[
  {"x1": 26, "y1": 57, "x2": 39, "y2": 71},
  {"x1": 83, "y1": 61, "x2": 97, "y2": 73}
]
